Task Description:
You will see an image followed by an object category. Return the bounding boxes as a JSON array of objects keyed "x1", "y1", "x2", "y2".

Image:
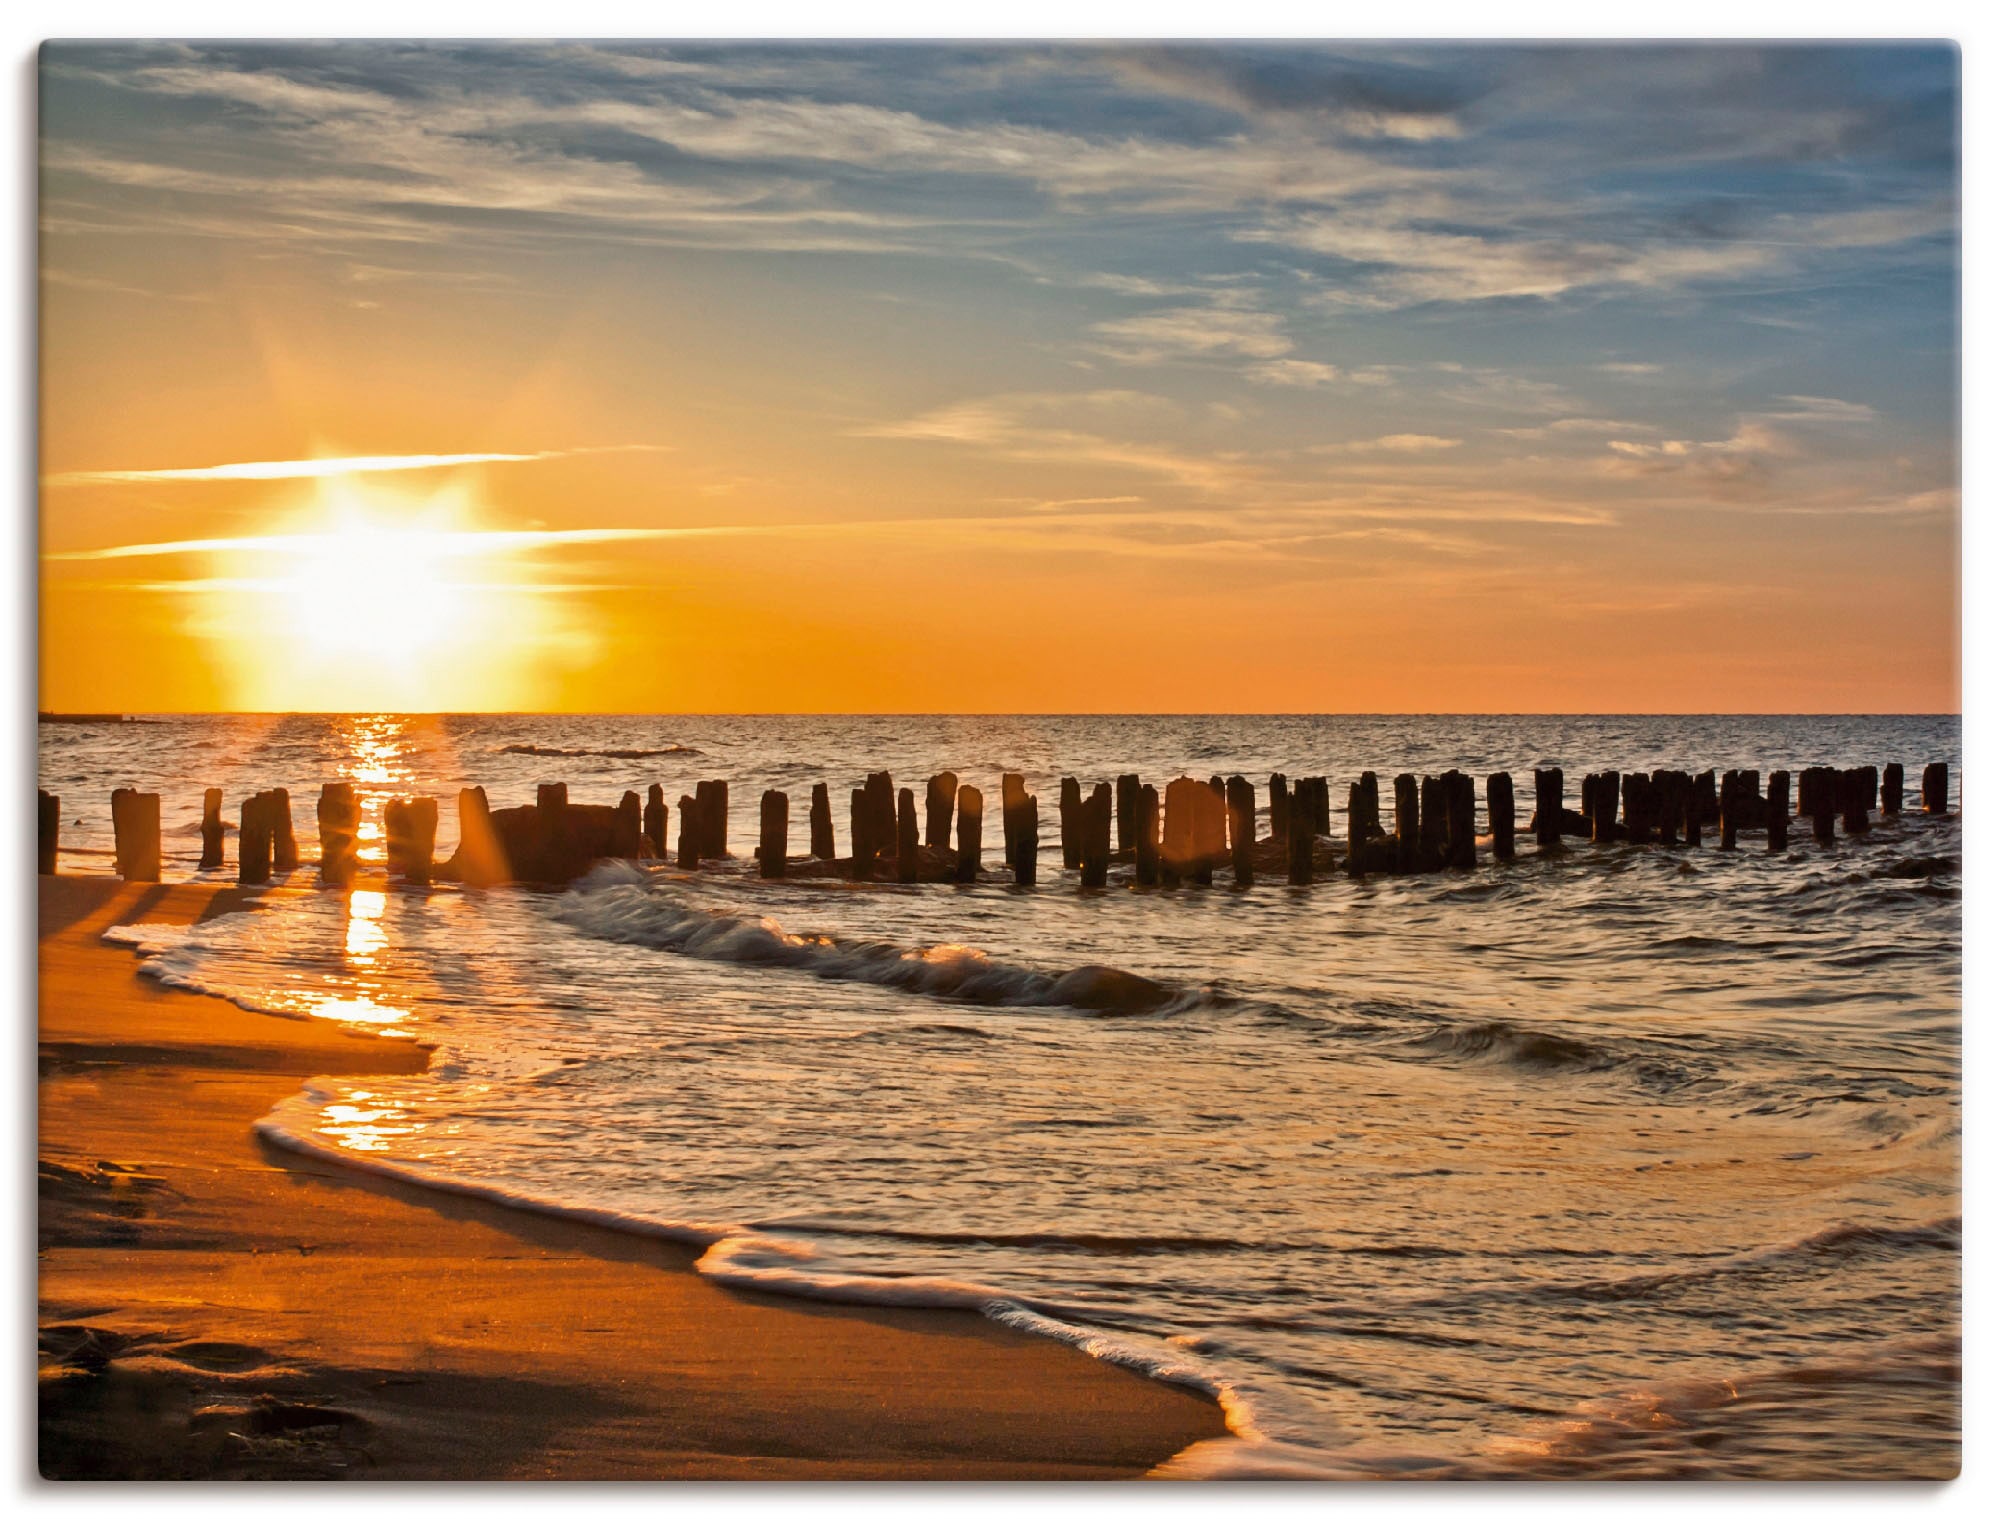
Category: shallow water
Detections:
[{"x1": 44, "y1": 714, "x2": 1961, "y2": 1478}]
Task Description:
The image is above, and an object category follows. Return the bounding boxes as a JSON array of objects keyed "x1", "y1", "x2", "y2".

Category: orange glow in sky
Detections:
[{"x1": 36, "y1": 43, "x2": 1960, "y2": 714}]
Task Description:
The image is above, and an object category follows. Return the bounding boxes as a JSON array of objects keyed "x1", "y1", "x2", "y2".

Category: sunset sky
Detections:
[{"x1": 39, "y1": 41, "x2": 1959, "y2": 713}]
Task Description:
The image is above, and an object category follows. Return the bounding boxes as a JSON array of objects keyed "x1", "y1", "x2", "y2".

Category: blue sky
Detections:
[{"x1": 37, "y1": 41, "x2": 1961, "y2": 711}]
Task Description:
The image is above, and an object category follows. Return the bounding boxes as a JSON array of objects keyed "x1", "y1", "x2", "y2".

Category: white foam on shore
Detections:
[{"x1": 252, "y1": 1081, "x2": 1260, "y2": 1465}]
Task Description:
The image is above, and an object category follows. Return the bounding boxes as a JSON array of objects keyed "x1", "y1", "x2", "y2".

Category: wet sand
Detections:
[{"x1": 37, "y1": 875, "x2": 1227, "y2": 1479}]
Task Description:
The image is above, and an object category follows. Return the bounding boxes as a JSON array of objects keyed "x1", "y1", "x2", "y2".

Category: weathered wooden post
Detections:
[
  {"x1": 954, "y1": 785, "x2": 983, "y2": 883},
  {"x1": 1286, "y1": 789, "x2": 1314, "y2": 885},
  {"x1": 1081, "y1": 782, "x2": 1112, "y2": 888},
  {"x1": 697, "y1": 779, "x2": 730, "y2": 858},
  {"x1": 677, "y1": 795, "x2": 700, "y2": 869},
  {"x1": 644, "y1": 784, "x2": 668, "y2": 857},
  {"x1": 1810, "y1": 769, "x2": 1836, "y2": 844},
  {"x1": 238, "y1": 792, "x2": 272, "y2": 884},
  {"x1": 762, "y1": 789, "x2": 790, "y2": 880},
  {"x1": 1135, "y1": 784, "x2": 1161, "y2": 886},
  {"x1": 925, "y1": 772, "x2": 957, "y2": 850},
  {"x1": 1184, "y1": 783, "x2": 1216, "y2": 891},
  {"x1": 1226, "y1": 775, "x2": 1256, "y2": 886},
  {"x1": 384, "y1": 798, "x2": 411, "y2": 879},
  {"x1": 1621, "y1": 774, "x2": 1654, "y2": 847},
  {"x1": 1718, "y1": 777, "x2": 1738, "y2": 851},
  {"x1": 1354, "y1": 772, "x2": 1381, "y2": 840},
  {"x1": 1116, "y1": 774, "x2": 1140, "y2": 853},
  {"x1": 810, "y1": 783, "x2": 835, "y2": 859},
  {"x1": 1881, "y1": 763, "x2": 1903, "y2": 816},
  {"x1": 111, "y1": 788, "x2": 162, "y2": 882},
  {"x1": 614, "y1": 790, "x2": 643, "y2": 860},
  {"x1": 851, "y1": 787, "x2": 874, "y2": 881},
  {"x1": 198, "y1": 787, "x2": 224, "y2": 869},
  {"x1": 1268, "y1": 774, "x2": 1291, "y2": 853},
  {"x1": 1839, "y1": 767, "x2": 1872, "y2": 835},
  {"x1": 1059, "y1": 776, "x2": 1082, "y2": 869},
  {"x1": 1487, "y1": 772, "x2": 1515, "y2": 862},
  {"x1": 1014, "y1": 791, "x2": 1039, "y2": 886},
  {"x1": 270, "y1": 788, "x2": 298, "y2": 872},
  {"x1": 1393, "y1": 773, "x2": 1419, "y2": 874},
  {"x1": 1419, "y1": 775, "x2": 1448, "y2": 870},
  {"x1": 538, "y1": 781, "x2": 568, "y2": 812},
  {"x1": 1345, "y1": 780, "x2": 1367, "y2": 878},
  {"x1": 1692, "y1": 770, "x2": 1718, "y2": 828},
  {"x1": 1922, "y1": 762, "x2": 1949, "y2": 814},
  {"x1": 1443, "y1": 771, "x2": 1477, "y2": 868},
  {"x1": 37, "y1": 789, "x2": 59, "y2": 875},
  {"x1": 1307, "y1": 778, "x2": 1331, "y2": 838},
  {"x1": 1534, "y1": 768, "x2": 1563, "y2": 850},
  {"x1": 457, "y1": 786, "x2": 505, "y2": 886},
  {"x1": 408, "y1": 797, "x2": 438, "y2": 884},
  {"x1": 1766, "y1": 771, "x2": 1790, "y2": 851},
  {"x1": 864, "y1": 772, "x2": 895, "y2": 863},
  {"x1": 896, "y1": 788, "x2": 918, "y2": 884},
  {"x1": 999, "y1": 773, "x2": 1026, "y2": 869},
  {"x1": 1591, "y1": 772, "x2": 1621, "y2": 845}
]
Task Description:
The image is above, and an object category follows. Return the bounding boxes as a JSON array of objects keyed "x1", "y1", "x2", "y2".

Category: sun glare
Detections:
[
  {"x1": 289, "y1": 517, "x2": 464, "y2": 660},
  {"x1": 189, "y1": 479, "x2": 597, "y2": 711}
]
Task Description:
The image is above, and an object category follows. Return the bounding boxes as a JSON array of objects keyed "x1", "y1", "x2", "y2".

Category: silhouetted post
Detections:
[
  {"x1": 238, "y1": 792, "x2": 272, "y2": 884},
  {"x1": 1162, "y1": 777, "x2": 1197, "y2": 886},
  {"x1": 1444, "y1": 772, "x2": 1477, "y2": 868},
  {"x1": 1693, "y1": 770, "x2": 1718, "y2": 827},
  {"x1": 270, "y1": 788, "x2": 298, "y2": 872},
  {"x1": 1393, "y1": 773, "x2": 1419, "y2": 874},
  {"x1": 1198, "y1": 782, "x2": 1227, "y2": 886},
  {"x1": 1809, "y1": 769, "x2": 1835, "y2": 844},
  {"x1": 199, "y1": 787, "x2": 224, "y2": 869},
  {"x1": 408, "y1": 797, "x2": 438, "y2": 884},
  {"x1": 1922, "y1": 762, "x2": 1948, "y2": 814},
  {"x1": 925, "y1": 772, "x2": 957, "y2": 850},
  {"x1": 38, "y1": 790, "x2": 59, "y2": 875},
  {"x1": 851, "y1": 787, "x2": 874, "y2": 881},
  {"x1": 1619, "y1": 774, "x2": 1650, "y2": 847},
  {"x1": 1135, "y1": 784, "x2": 1161, "y2": 886},
  {"x1": 895, "y1": 788, "x2": 918, "y2": 884},
  {"x1": 1307, "y1": 778, "x2": 1331, "y2": 838},
  {"x1": 1718, "y1": 777, "x2": 1738, "y2": 851},
  {"x1": 384, "y1": 798, "x2": 410, "y2": 878},
  {"x1": 1487, "y1": 772, "x2": 1515, "y2": 862},
  {"x1": 1226, "y1": 776, "x2": 1256, "y2": 886},
  {"x1": 1839, "y1": 767, "x2": 1872, "y2": 835},
  {"x1": 1881, "y1": 763, "x2": 1903, "y2": 816},
  {"x1": 1534, "y1": 768, "x2": 1563, "y2": 850},
  {"x1": 1591, "y1": 772, "x2": 1621, "y2": 845},
  {"x1": 1015, "y1": 795, "x2": 1039, "y2": 886},
  {"x1": 644, "y1": 784, "x2": 668, "y2": 857},
  {"x1": 697, "y1": 779, "x2": 729, "y2": 858},
  {"x1": 810, "y1": 783, "x2": 835, "y2": 860},
  {"x1": 1059, "y1": 776, "x2": 1082, "y2": 869},
  {"x1": 1286, "y1": 790, "x2": 1313, "y2": 885},
  {"x1": 1345, "y1": 780, "x2": 1368, "y2": 878},
  {"x1": 864, "y1": 772, "x2": 895, "y2": 862},
  {"x1": 111, "y1": 788, "x2": 162, "y2": 882},
  {"x1": 458, "y1": 786, "x2": 505, "y2": 886},
  {"x1": 1077, "y1": 782, "x2": 1112, "y2": 889},
  {"x1": 1116, "y1": 774, "x2": 1140, "y2": 853},
  {"x1": 612, "y1": 790, "x2": 642, "y2": 860},
  {"x1": 1353, "y1": 772, "x2": 1381, "y2": 840},
  {"x1": 761, "y1": 789, "x2": 789, "y2": 880},
  {"x1": 1268, "y1": 774, "x2": 1290, "y2": 852},
  {"x1": 1000, "y1": 773, "x2": 1027, "y2": 869},
  {"x1": 954, "y1": 785, "x2": 983, "y2": 883},
  {"x1": 1419, "y1": 775, "x2": 1448, "y2": 870},
  {"x1": 1766, "y1": 771, "x2": 1790, "y2": 851},
  {"x1": 539, "y1": 781, "x2": 568, "y2": 812},
  {"x1": 677, "y1": 795, "x2": 700, "y2": 868}
]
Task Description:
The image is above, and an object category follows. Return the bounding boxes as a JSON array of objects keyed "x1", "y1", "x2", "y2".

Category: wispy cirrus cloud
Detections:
[{"x1": 45, "y1": 444, "x2": 671, "y2": 487}]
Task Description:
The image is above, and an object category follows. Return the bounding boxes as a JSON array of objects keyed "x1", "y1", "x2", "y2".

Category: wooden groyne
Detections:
[{"x1": 35, "y1": 755, "x2": 1958, "y2": 889}]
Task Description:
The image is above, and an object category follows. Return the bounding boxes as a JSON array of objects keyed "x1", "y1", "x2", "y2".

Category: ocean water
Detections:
[{"x1": 42, "y1": 714, "x2": 1961, "y2": 1478}]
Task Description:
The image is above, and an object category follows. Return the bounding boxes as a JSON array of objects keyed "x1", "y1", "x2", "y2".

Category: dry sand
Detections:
[{"x1": 37, "y1": 875, "x2": 1228, "y2": 1479}]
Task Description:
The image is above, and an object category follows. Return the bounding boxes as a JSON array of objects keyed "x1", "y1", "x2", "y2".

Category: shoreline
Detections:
[{"x1": 37, "y1": 874, "x2": 1228, "y2": 1479}]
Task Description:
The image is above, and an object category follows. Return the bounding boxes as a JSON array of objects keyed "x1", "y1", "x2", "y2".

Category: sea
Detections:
[{"x1": 39, "y1": 713, "x2": 1961, "y2": 1479}]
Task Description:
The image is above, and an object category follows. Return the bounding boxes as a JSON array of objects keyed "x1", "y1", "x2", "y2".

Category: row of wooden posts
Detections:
[{"x1": 39, "y1": 760, "x2": 1952, "y2": 888}]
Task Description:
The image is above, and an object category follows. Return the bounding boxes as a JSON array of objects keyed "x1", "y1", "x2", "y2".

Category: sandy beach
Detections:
[{"x1": 36, "y1": 874, "x2": 1227, "y2": 1480}]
